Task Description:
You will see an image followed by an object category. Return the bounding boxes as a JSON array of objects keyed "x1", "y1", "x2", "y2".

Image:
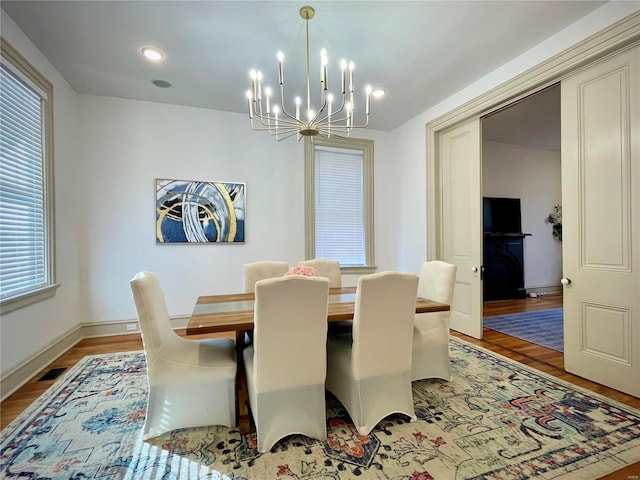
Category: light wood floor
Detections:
[{"x1": 2, "y1": 293, "x2": 638, "y2": 479}]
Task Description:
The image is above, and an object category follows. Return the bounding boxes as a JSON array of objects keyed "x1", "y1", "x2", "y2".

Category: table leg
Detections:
[{"x1": 235, "y1": 330, "x2": 251, "y2": 434}]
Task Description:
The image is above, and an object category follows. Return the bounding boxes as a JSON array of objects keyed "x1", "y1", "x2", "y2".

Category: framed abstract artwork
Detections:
[{"x1": 156, "y1": 179, "x2": 245, "y2": 244}]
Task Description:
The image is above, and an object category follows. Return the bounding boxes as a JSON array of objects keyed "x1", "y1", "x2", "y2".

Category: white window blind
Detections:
[
  {"x1": 0, "y1": 62, "x2": 48, "y2": 301},
  {"x1": 314, "y1": 146, "x2": 365, "y2": 266}
]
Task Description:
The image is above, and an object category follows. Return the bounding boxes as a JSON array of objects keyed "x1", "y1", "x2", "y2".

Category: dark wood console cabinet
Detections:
[{"x1": 483, "y1": 233, "x2": 531, "y2": 301}]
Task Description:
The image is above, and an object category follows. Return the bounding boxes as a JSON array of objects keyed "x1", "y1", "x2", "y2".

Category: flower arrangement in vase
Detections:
[{"x1": 284, "y1": 264, "x2": 319, "y2": 277}]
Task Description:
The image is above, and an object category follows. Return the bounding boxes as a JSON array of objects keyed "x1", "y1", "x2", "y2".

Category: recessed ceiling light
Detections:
[
  {"x1": 142, "y1": 47, "x2": 164, "y2": 61},
  {"x1": 152, "y1": 79, "x2": 171, "y2": 88},
  {"x1": 372, "y1": 88, "x2": 386, "y2": 98}
]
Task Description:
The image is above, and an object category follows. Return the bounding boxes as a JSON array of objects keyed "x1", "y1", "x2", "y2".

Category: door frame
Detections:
[{"x1": 426, "y1": 12, "x2": 640, "y2": 261}]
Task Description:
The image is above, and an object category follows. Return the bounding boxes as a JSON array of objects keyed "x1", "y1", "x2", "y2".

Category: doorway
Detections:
[
  {"x1": 480, "y1": 84, "x2": 564, "y2": 352},
  {"x1": 427, "y1": 17, "x2": 640, "y2": 396}
]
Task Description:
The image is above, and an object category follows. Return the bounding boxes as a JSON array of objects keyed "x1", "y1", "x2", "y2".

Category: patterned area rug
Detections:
[
  {"x1": 484, "y1": 308, "x2": 564, "y2": 352},
  {"x1": 2, "y1": 338, "x2": 639, "y2": 480}
]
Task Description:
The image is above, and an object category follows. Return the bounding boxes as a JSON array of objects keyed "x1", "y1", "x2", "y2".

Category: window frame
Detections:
[
  {"x1": 304, "y1": 136, "x2": 375, "y2": 273},
  {"x1": 1, "y1": 38, "x2": 58, "y2": 314}
]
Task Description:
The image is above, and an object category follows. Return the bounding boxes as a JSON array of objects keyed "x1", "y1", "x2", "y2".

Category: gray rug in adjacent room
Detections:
[{"x1": 483, "y1": 307, "x2": 564, "y2": 352}]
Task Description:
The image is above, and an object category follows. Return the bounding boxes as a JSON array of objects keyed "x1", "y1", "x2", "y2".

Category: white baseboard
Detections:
[
  {"x1": 1, "y1": 326, "x2": 83, "y2": 401},
  {"x1": 525, "y1": 284, "x2": 562, "y2": 295},
  {"x1": 0, "y1": 315, "x2": 190, "y2": 402},
  {"x1": 80, "y1": 315, "x2": 190, "y2": 337}
]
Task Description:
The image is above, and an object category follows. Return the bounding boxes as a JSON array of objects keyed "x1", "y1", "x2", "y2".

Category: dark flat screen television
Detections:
[{"x1": 483, "y1": 197, "x2": 522, "y2": 233}]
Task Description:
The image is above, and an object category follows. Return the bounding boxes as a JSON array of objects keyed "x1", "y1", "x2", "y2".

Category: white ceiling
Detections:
[
  {"x1": 2, "y1": 1, "x2": 603, "y2": 134},
  {"x1": 483, "y1": 84, "x2": 561, "y2": 151}
]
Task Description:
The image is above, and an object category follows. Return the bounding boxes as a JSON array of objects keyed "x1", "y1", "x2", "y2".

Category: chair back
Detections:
[
  {"x1": 417, "y1": 261, "x2": 457, "y2": 305},
  {"x1": 352, "y1": 271, "x2": 419, "y2": 379},
  {"x1": 130, "y1": 271, "x2": 179, "y2": 364},
  {"x1": 300, "y1": 259, "x2": 341, "y2": 287},
  {"x1": 242, "y1": 261, "x2": 289, "y2": 293},
  {"x1": 252, "y1": 275, "x2": 329, "y2": 391}
]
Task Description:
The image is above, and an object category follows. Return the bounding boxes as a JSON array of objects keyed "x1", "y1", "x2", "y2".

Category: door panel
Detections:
[
  {"x1": 440, "y1": 119, "x2": 483, "y2": 338},
  {"x1": 561, "y1": 45, "x2": 639, "y2": 397}
]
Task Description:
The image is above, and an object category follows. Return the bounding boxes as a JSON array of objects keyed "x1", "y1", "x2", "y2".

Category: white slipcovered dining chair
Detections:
[
  {"x1": 242, "y1": 261, "x2": 290, "y2": 343},
  {"x1": 130, "y1": 271, "x2": 237, "y2": 440},
  {"x1": 411, "y1": 260, "x2": 457, "y2": 381},
  {"x1": 301, "y1": 259, "x2": 350, "y2": 335},
  {"x1": 242, "y1": 260, "x2": 289, "y2": 293},
  {"x1": 243, "y1": 275, "x2": 330, "y2": 452},
  {"x1": 326, "y1": 271, "x2": 419, "y2": 435},
  {"x1": 300, "y1": 259, "x2": 341, "y2": 287}
]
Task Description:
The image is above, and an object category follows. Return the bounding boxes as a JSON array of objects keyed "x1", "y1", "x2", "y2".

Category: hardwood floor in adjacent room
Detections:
[{"x1": 1, "y1": 294, "x2": 638, "y2": 479}]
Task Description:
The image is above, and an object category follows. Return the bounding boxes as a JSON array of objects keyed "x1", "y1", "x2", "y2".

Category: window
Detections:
[
  {"x1": 305, "y1": 136, "x2": 374, "y2": 270},
  {"x1": 0, "y1": 39, "x2": 57, "y2": 313}
]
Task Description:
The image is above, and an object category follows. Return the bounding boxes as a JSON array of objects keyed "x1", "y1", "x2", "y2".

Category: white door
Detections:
[
  {"x1": 439, "y1": 119, "x2": 483, "y2": 338},
  {"x1": 561, "y1": 45, "x2": 640, "y2": 397}
]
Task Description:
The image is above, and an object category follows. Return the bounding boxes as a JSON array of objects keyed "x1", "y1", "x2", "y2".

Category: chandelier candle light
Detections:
[{"x1": 246, "y1": 5, "x2": 372, "y2": 141}]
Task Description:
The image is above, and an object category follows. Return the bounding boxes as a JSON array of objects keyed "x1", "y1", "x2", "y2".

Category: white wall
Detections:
[
  {"x1": 77, "y1": 96, "x2": 305, "y2": 320},
  {"x1": 76, "y1": 96, "x2": 389, "y2": 322},
  {"x1": 393, "y1": 1, "x2": 638, "y2": 274},
  {"x1": 482, "y1": 141, "x2": 562, "y2": 290},
  {"x1": 0, "y1": 13, "x2": 84, "y2": 385},
  {"x1": 388, "y1": 117, "x2": 430, "y2": 273}
]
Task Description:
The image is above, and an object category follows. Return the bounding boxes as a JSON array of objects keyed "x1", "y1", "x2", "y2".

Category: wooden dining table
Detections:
[{"x1": 186, "y1": 286, "x2": 450, "y2": 434}]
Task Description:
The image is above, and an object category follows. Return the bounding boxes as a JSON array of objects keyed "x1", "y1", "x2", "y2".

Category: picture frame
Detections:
[{"x1": 155, "y1": 178, "x2": 245, "y2": 244}]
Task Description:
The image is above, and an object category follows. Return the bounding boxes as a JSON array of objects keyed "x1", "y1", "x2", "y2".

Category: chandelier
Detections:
[{"x1": 246, "y1": 5, "x2": 372, "y2": 141}]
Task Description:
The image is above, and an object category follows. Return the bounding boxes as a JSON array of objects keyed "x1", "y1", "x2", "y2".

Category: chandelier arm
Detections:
[
  {"x1": 269, "y1": 115, "x2": 301, "y2": 127},
  {"x1": 314, "y1": 96, "x2": 348, "y2": 125},
  {"x1": 251, "y1": 104, "x2": 301, "y2": 127},
  {"x1": 311, "y1": 91, "x2": 348, "y2": 129},
  {"x1": 277, "y1": 129, "x2": 306, "y2": 141},
  {"x1": 316, "y1": 115, "x2": 368, "y2": 135},
  {"x1": 317, "y1": 128, "x2": 346, "y2": 139},
  {"x1": 251, "y1": 101, "x2": 273, "y2": 129},
  {"x1": 316, "y1": 128, "x2": 353, "y2": 139},
  {"x1": 248, "y1": 125, "x2": 304, "y2": 141},
  {"x1": 318, "y1": 125, "x2": 351, "y2": 135},
  {"x1": 336, "y1": 93, "x2": 347, "y2": 111},
  {"x1": 315, "y1": 110, "x2": 352, "y2": 126},
  {"x1": 278, "y1": 108, "x2": 301, "y2": 125},
  {"x1": 349, "y1": 120, "x2": 370, "y2": 129},
  {"x1": 347, "y1": 112, "x2": 370, "y2": 129},
  {"x1": 249, "y1": 124, "x2": 299, "y2": 134},
  {"x1": 255, "y1": 116, "x2": 300, "y2": 133},
  {"x1": 318, "y1": 113, "x2": 369, "y2": 131},
  {"x1": 255, "y1": 108, "x2": 280, "y2": 132},
  {"x1": 249, "y1": 123, "x2": 303, "y2": 142},
  {"x1": 251, "y1": 110, "x2": 298, "y2": 138},
  {"x1": 277, "y1": 84, "x2": 301, "y2": 124},
  {"x1": 308, "y1": 92, "x2": 329, "y2": 125}
]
